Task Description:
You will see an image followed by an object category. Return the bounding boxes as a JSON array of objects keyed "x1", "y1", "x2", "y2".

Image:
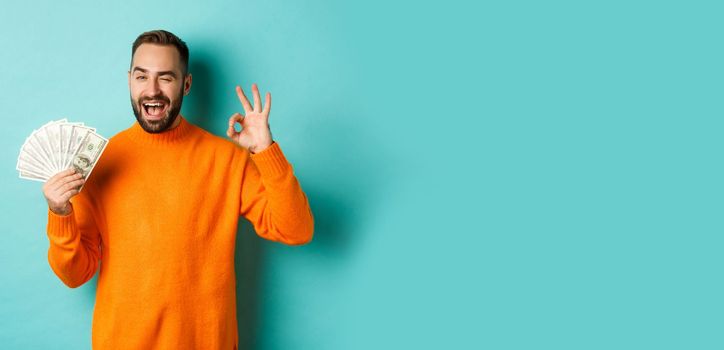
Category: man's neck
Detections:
[{"x1": 169, "y1": 114, "x2": 183, "y2": 130}]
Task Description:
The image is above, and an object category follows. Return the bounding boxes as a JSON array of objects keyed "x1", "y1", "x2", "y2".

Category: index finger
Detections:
[
  {"x1": 47, "y1": 168, "x2": 76, "y2": 186},
  {"x1": 235, "y1": 85, "x2": 253, "y2": 113},
  {"x1": 48, "y1": 167, "x2": 75, "y2": 182}
]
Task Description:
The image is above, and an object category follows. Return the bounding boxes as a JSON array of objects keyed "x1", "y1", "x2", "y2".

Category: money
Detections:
[{"x1": 16, "y1": 119, "x2": 108, "y2": 189}]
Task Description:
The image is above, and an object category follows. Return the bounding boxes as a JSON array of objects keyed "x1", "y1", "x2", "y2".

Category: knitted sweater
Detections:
[{"x1": 45, "y1": 115, "x2": 314, "y2": 349}]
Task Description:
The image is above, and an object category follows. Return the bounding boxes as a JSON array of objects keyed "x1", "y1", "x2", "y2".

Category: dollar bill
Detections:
[
  {"x1": 65, "y1": 125, "x2": 95, "y2": 170},
  {"x1": 69, "y1": 130, "x2": 108, "y2": 191}
]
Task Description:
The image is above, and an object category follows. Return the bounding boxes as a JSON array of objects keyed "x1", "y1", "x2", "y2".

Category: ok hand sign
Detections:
[{"x1": 226, "y1": 83, "x2": 273, "y2": 154}]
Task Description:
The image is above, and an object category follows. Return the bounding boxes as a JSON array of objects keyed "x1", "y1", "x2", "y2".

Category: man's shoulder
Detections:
[
  {"x1": 192, "y1": 124, "x2": 226, "y2": 144},
  {"x1": 191, "y1": 123, "x2": 248, "y2": 155}
]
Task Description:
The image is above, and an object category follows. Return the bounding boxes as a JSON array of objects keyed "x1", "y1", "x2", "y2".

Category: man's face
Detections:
[
  {"x1": 128, "y1": 44, "x2": 191, "y2": 133},
  {"x1": 73, "y1": 157, "x2": 89, "y2": 169}
]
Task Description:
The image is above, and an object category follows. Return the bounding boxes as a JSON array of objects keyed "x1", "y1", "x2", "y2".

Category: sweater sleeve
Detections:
[
  {"x1": 240, "y1": 141, "x2": 314, "y2": 245},
  {"x1": 46, "y1": 187, "x2": 102, "y2": 288}
]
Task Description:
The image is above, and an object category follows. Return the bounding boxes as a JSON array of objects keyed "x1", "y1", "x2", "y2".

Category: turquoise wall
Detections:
[{"x1": 1, "y1": 0, "x2": 722, "y2": 349}]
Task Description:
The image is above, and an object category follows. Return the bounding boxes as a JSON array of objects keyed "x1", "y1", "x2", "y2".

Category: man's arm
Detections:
[
  {"x1": 43, "y1": 169, "x2": 102, "y2": 288},
  {"x1": 240, "y1": 141, "x2": 314, "y2": 245},
  {"x1": 226, "y1": 83, "x2": 314, "y2": 245}
]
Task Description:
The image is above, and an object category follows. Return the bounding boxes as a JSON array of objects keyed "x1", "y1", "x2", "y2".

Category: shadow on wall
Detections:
[{"x1": 183, "y1": 49, "x2": 223, "y2": 132}]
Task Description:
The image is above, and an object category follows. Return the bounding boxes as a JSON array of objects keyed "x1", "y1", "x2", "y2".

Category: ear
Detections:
[{"x1": 184, "y1": 73, "x2": 192, "y2": 96}]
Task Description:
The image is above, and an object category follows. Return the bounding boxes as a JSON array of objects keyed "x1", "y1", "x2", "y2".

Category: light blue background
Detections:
[{"x1": 0, "y1": 0, "x2": 721, "y2": 349}]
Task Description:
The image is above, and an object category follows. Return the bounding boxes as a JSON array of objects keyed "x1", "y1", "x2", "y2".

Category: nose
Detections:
[
  {"x1": 141, "y1": 77, "x2": 162, "y2": 100},
  {"x1": 148, "y1": 78, "x2": 161, "y2": 95}
]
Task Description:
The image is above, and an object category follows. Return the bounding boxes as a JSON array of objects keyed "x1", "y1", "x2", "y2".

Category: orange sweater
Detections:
[{"x1": 45, "y1": 116, "x2": 314, "y2": 349}]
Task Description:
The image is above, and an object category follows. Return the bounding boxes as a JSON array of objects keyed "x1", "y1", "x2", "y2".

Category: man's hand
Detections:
[
  {"x1": 43, "y1": 168, "x2": 85, "y2": 216},
  {"x1": 226, "y1": 83, "x2": 273, "y2": 154}
]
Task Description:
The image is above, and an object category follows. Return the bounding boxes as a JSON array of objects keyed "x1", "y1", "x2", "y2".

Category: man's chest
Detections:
[{"x1": 91, "y1": 150, "x2": 243, "y2": 248}]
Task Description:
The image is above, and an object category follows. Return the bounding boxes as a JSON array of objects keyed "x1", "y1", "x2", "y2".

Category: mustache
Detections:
[{"x1": 138, "y1": 94, "x2": 170, "y2": 104}]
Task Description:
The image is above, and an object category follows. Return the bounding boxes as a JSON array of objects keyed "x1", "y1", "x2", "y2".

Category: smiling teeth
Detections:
[{"x1": 144, "y1": 102, "x2": 163, "y2": 107}]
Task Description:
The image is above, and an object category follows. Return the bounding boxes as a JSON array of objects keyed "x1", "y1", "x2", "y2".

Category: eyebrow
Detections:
[{"x1": 131, "y1": 67, "x2": 178, "y2": 78}]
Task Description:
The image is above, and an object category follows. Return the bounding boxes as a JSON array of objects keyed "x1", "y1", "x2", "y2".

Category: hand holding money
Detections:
[
  {"x1": 43, "y1": 168, "x2": 85, "y2": 215},
  {"x1": 16, "y1": 119, "x2": 108, "y2": 191}
]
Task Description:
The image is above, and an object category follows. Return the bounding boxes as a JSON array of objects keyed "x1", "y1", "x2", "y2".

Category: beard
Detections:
[{"x1": 131, "y1": 86, "x2": 184, "y2": 134}]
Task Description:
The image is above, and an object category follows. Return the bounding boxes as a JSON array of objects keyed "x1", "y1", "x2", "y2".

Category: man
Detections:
[{"x1": 41, "y1": 29, "x2": 314, "y2": 349}]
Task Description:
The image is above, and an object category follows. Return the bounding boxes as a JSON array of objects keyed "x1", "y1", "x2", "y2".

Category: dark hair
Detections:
[{"x1": 131, "y1": 29, "x2": 189, "y2": 76}]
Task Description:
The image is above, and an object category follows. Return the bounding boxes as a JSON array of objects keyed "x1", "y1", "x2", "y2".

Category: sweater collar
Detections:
[{"x1": 127, "y1": 115, "x2": 194, "y2": 146}]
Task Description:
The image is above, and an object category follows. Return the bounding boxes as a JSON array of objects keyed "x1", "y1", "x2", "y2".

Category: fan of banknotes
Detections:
[{"x1": 16, "y1": 118, "x2": 108, "y2": 187}]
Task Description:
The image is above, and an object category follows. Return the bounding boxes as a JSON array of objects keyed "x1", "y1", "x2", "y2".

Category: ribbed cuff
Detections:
[
  {"x1": 250, "y1": 142, "x2": 291, "y2": 177},
  {"x1": 47, "y1": 206, "x2": 78, "y2": 240}
]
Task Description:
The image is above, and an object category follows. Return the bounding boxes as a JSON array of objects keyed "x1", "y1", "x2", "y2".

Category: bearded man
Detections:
[{"x1": 41, "y1": 29, "x2": 314, "y2": 349}]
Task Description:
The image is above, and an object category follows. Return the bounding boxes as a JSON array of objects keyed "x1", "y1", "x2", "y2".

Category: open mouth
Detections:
[{"x1": 142, "y1": 101, "x2": 168, "y2": 120}]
